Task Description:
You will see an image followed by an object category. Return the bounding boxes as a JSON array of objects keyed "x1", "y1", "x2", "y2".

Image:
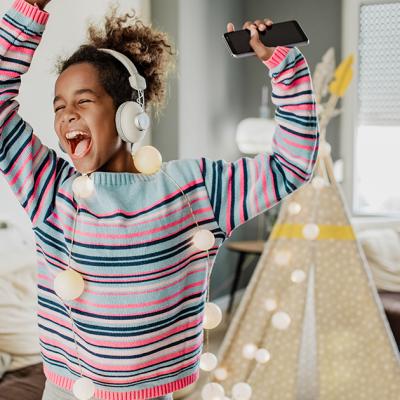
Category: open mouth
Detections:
[{"x1": 65, "y1": 131, "x2": 92, "y2": 159}]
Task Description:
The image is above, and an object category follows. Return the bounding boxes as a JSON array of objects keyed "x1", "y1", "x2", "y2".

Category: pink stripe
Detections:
[
  {"x1": 54, "y1": 192, "x2": 209, "y2": 231},
  {"x1": 253, "y1": 157, "x2": 261, "y2": 214},
  {"x1": 274, "y1": 139, "x2": 314, "y2": 165},
  {"x1": 84, "y1": 252, "x2": 213, "y2": 282},
  {"x1": 44, "y1": 366, "x2": 199, "y2": 400},
  {"x1": 70, "y1": 288, "x2": 204, "y2": 317},
  {"x1": 239, "y1": 159, "x2": 245, "y2": 224},
  {"x1": 275, "y1": 153, "x2": 308, "y2": 178},
  {"x1": 282, "y1": 136, "x2": 316, "y2": 151},
  {"x1": 66, "y1": 207, "x2": 211, "y2": 241},
  {"x1": 0, "y1": 40, "x2": 34, "y2": 55},
  {"x1": 275, "y1": 58, "x2": 306, "y2": 80},
  {"x1": 225, "y1": 164, "x2": 233, "y2": 233},
  {"x1": 41, "y1": 339, "x2": 201, "y2": 376},
  {"x1": 39, "y1": 309, "x2": 202, "y2": 349},
  {"x1": 276, "y1": 75, "x2": 310, "y2": 90},
  {"x1": 75, "y1": 281, "x2": 203, "y2": 309},
  {"x1": 85, "y1": 268, "x2": 205, "y2": 296},
  {"x1": 77, "y1": 318, "x2": 202, "y2": 348},
  {"x1": 58, "y1": 178, "x2": 204, "y2": 218},
  {"x1": 261, "y1": 155, "x2": 271, "y2": 208},
  {"x1": 38, "y1": 311, "x2": 72, "y2": 331},
  {"x1": 26, "y1": 156, "x2": 52, "y2": 219},
  {"x1": 2, "y1": 19, "x2": 41, "y2": 40},
  {"x1": 284, "y1": 103, "x2": 315, "y2": 111},
  {"x1": 8, "y1": 144, "x2": 34, "y2": 185}
]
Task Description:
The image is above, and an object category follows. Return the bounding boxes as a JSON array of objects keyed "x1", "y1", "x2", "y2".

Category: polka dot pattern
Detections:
[{"x1": 214, "y1": 179, "x2": 400, "y2": 399}]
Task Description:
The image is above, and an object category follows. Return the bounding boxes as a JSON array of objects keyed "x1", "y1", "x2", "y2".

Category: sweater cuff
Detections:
[
  {"x1": 263, "y1": 46, "x2": 291, "y2": 69},
  {"x1": 12, "y1": 0, "x2": 49, "y2": 25}
]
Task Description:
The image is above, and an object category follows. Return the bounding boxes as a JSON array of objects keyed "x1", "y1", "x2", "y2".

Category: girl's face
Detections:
[{"x1": 54, "y1": 62, "x2": 134, "y2": 174}]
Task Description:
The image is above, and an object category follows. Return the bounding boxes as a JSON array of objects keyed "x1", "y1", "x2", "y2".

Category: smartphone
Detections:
[{"x1": 223, "y1": 20, "x2": 309, "y2": 58}]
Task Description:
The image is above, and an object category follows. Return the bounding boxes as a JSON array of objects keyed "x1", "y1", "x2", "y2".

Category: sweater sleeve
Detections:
[
  {"x1": 0, "y1": 0, "x2": 75, "y2": 226},
  {"x1": 199, "y1": 46, "x2": 319, "y2": 237}
]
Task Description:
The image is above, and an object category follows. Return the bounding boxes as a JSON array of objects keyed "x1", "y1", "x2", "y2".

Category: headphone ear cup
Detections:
[{"x1": 116, "y1": 101, "x2": 150, "y2": 144}]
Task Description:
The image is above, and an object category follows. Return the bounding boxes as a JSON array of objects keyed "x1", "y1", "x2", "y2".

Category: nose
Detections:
[{"x1": 61, "y1": 105, "x2": 80, "y2": 124}]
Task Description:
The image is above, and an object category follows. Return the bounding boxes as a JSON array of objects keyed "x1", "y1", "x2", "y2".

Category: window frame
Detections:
[{"x1": 340, "y1": 0, "x2": 400, "y2": 219}]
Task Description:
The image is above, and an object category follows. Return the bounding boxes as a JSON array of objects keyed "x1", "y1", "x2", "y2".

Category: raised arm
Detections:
[
  {"x1": 0, "y1": 0, "x2": 74, "y2": 225},
  {"x1": 199, "y1": 42, "x2": 319, "y2": 236}
]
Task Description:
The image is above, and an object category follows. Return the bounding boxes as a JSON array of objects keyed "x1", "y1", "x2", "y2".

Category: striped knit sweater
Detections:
[{"x1": 0, "y1": 1, "x2": 319, "y2": 398}]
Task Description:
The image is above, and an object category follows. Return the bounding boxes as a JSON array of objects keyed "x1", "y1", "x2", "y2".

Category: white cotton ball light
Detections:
[
  {"x1": 193, "y1": 229, "x2": 215, "y2": 251},
  {"x1": 200, "y1": 352, "x2": 218, "y2": 371},
  {"x1": 133, "y1": 145, "x2": 162, "y2": 175},
  {"x1": 288, "y1": 201, "x2": 301, "y2": 215},
  {"x1": 264, "y1": 298, "x2": 278, "y2": 312},
  {"x1": 203, "y1": 302, "x2": 223, "y2": 330},
  {"x1": 232, "y1": 382, "x2": 252, "y2": 400},
  {"x1": 54, "y1": 269, "x2": 84, "y2": 301},
  {"x1": 201, "y1": 382, "x2": 225, "y2": 400},
  {"x1": 242, "y1": 343, "x2": 257, "y2": 360},
  {"x1": 272, "y1": 311, "x2": 291, "y2": 330},
  {"x1": 255, "y1": 348, "x2": 271, "y2": 364},
  {"x1": 311, "y1": 176, "x2": 326, "y2": 190},
  {"x1": 274, "y1": 251, "x2": 291, "y2": 266},
  {"x1": 291, "y1": 269, "x2": 306, "y2": 283},
  {"x1": 302, "y1": 223, "x2": 320, "y2": 240},
  {"x1": 72, "y1": 377, "x2": 95, "y2": 400},
  {"x1": 214, "y1": 367, "x2": 228, "y2": 381},
  {"x1": 72, "y1": 175, "x2": 95, "y2": 199}
]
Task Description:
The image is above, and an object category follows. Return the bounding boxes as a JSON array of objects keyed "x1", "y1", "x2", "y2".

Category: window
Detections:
[{"x1": 341, "y1": 0, "x2": 400, "y2": 217}]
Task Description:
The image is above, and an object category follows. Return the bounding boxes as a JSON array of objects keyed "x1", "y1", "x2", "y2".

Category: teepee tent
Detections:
[{"x1": 210, "y1": 49, "x2": 400, "y2": 400}]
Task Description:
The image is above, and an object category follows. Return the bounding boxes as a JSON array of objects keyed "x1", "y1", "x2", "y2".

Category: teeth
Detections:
[{"x1": 66, "y1": 131, "x2": 89, "y2": 140}]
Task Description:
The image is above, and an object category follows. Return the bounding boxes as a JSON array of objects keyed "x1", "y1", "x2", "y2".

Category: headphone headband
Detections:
[{"x1": 99, "y1": 48, "x2": 147, "y2": 91}]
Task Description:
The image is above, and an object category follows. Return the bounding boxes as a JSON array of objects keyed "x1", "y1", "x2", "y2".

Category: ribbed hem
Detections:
[
  {"x1": 263, "y1": 46, "x2": 291, "y2": 69},
  {"x1": 89, "y1": 164, "x2": 166, "y2": 186},
  {"x1": 13, "y1": 0, "x2": 49, "y2": 25},
  {"x1": 44, "y1": 366, "x2": 199, "y2": 400}
]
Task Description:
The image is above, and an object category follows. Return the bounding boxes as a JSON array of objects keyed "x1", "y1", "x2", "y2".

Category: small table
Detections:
[{"x1": 225, "y1": 240, "x2": 265, "y2": 316}]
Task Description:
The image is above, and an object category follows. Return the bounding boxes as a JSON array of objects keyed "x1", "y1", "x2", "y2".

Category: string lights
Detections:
[{"x1": 55, "y1": 145, "x2": 223, "y2": 399}]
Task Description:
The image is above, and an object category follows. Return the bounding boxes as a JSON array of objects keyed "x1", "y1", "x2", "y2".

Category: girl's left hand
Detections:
[{"x1": 227, "y1": 19, "x2": 276, "y2": 62}]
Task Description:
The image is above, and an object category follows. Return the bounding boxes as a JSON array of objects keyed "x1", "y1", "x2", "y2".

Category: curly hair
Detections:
[{"x1": 56, "y1": 7, "x2": 175, "y2": 115}]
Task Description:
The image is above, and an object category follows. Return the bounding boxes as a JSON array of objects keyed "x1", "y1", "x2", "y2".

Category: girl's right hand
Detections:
[
  {"x1": 24, "y1": 0, "x2": 51, "y2": 10},
  {"x1": 227, "y1": 19, "x2": 276, "y2": 62}
]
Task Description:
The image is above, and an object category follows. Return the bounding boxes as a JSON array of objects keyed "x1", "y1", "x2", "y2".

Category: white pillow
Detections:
[
  {"x1": 0, "y1": 221, "x2": 36, "y2": 277},
  {"x1": 0, "y1": 221, "x2": 41, "y2": 370},
  {"x1": 358, "y1": 228, "x2": 400, "y2": 292}
]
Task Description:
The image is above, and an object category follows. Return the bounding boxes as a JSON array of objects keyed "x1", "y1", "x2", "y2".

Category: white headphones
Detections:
[{"x1": 59, "y1": 48, "x2": 150, "y2": 153}]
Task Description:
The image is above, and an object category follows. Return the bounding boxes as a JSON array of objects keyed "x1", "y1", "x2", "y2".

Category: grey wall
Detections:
[
  {"x1": 150, "y1": 0, "x2": 342, "y2": 300},
  {"x1": 151, "y1": 0, "x2": 245, "y2": 162},
  {"x1": 243, "y1": 0, "x2": 342, "y2": 160},
  {"x1": 150, "y1": 0, "x2": 180, "y2": 161}
]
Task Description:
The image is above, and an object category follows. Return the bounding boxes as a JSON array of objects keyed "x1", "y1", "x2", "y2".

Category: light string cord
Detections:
[
  {"x1": 64, "y1": 206, "x2": 85, "y2": 378},
  {"x1": 161, "y1": 170, "x2": 214, "y2": 365},
  {"x1": 62, "y1": 170, "x2": 215, "y2": 385},
  {"x1": 244, "y1": 174, "x2": 322, "y2": 385}
]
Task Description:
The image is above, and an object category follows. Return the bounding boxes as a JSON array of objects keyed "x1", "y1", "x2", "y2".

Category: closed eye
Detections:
[{"x1": 54, "y1": 106, "x2": 64, "y2": 113}]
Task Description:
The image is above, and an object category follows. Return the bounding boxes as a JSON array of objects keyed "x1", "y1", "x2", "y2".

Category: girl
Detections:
[{"x1": 0, "y1": 0, "x2": 319, "y2": 399}]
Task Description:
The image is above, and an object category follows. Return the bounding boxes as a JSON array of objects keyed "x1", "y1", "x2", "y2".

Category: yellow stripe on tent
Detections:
[{"x1": 270, "y1": 224, "x2": 356, "y2": 240}]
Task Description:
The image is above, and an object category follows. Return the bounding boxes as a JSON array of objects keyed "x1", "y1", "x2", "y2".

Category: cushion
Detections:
[{"x1": 358, "y1": 228, "x2": 400, "y2": 292}]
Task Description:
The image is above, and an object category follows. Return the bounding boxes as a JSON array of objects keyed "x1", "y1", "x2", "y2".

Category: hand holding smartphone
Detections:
[{"x1": 224, "y1": 20, "x2": 309, "y2": 58}]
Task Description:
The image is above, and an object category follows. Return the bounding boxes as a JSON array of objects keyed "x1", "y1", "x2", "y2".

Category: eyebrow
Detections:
[{"x1": 53, "y1": 88, "x2": 98, "y2": 105}]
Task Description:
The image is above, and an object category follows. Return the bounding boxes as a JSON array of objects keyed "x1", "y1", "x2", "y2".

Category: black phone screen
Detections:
[{"x1": 224, "y1": 20, "x2": 308, "y2": 55}]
